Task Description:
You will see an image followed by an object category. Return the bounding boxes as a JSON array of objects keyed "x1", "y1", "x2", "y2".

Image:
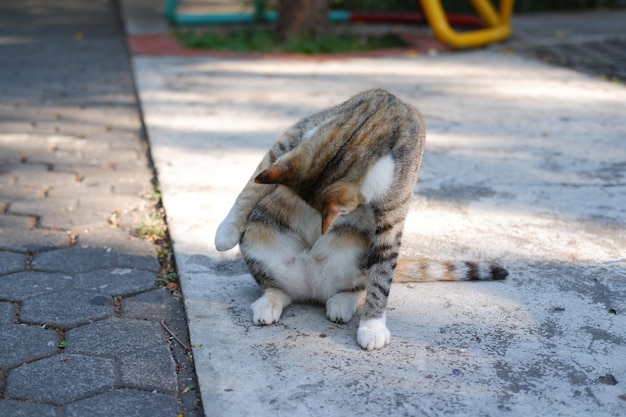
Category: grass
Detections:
[
  {"x1": 136, "y1": 211, "x2": 166, "y2": 240},
  {"x1": 174, "y1": 26, "x2": 406, "y2": 55},
  {"x1": 134, "y1": 187, "x2": 181, "y2": 295}
]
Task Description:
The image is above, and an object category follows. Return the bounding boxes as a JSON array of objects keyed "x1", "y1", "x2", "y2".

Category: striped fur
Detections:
[
  {"x1": 394, "y1": 259, "x2": 508, "y2": 282},
  {"x1": 214, "y1": 89, "x2": 507, "y2": 350}
]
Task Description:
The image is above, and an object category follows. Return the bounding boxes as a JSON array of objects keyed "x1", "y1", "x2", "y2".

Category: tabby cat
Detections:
[{"x1": 215, "y1": 89, "x2": 507, "y2": 350}]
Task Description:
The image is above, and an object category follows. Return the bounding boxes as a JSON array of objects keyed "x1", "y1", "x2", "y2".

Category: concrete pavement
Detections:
[{"x1": 124, "y1": 3, "x2": 626, "y2": 417}]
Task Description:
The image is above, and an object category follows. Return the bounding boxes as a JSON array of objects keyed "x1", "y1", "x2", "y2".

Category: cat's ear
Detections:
[
  {"x1": 254, "y1": 160, "x2": 294, "y2": 185},
  {"x1": 321, "y1": 185, "x2": 359, "y2": 235}
]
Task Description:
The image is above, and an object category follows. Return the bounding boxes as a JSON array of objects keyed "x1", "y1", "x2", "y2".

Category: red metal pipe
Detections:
[{"x1": 348, "y1": 12, "x2": 484, "y2": 28}]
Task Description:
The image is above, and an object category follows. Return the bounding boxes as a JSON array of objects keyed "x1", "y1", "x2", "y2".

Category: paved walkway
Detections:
[{"x1": 0, "y1": 1, "x2": 202, "y2": 416}]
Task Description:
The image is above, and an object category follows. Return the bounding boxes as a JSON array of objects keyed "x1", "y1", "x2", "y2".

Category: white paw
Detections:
[
  {"x1": 326, "y1": 292, "x2": 359, "y2": 324},
  {"x1": 252, "y1": 296, "x2": 282, "y2": 325},
  {"x1": 251, "y1": 289, "x2": 290, "y2": 325},
  {"x1": 357, "y1": 315, "x2": 390, "y2": 350},
  {"x1": 215, "y1": 219, "x2": 240, "y2": 251}
]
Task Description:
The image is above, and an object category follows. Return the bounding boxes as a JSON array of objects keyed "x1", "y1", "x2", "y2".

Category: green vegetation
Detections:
[
  {"x1": 133, "y1": 179, "x2": 181, "y2": 294},
  {"x1": 174, "y1": 26, "x2": 405, "y2": 54},
  {"x1": 136, "y1": 211, "x2": 167, "y2": 241}
]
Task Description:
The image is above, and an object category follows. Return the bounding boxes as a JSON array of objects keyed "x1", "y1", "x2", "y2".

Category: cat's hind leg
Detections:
[
  {"x1": 240, "y1": 212, "x2": 310, "y2": 325},
  {"x1": 326, "y1": 290, "x2": 365, "y2": 324},
  {"x1": 244, "y1": 241, "x2": 302, "y2": 325},
  {"x1": 306, "y1": 216, "x2": 369, "y2": 323}
]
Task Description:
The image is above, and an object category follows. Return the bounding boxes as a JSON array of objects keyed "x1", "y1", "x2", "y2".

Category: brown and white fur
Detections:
[{"x1": 215, "y1": 89, "x2": 507, "y2": 350}]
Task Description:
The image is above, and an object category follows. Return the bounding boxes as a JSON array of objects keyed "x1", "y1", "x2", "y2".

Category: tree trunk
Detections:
[{"x1": 276, "y1": 0, "x2": 329, "y2": 41}]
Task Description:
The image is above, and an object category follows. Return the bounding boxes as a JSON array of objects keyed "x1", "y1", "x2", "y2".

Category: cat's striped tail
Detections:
[{"x1": 394, "y1": 258, "x2": 508, "y2": 283}]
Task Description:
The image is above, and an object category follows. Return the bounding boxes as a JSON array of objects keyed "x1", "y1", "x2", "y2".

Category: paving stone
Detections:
[
  {"x1": 39, "y1": 208, "x2": 111, "y2": 232},
  {"x1": 35, "y1": 122, "x2": 108, "y2": 139},
  {"x1": 5, "y1": 354, "x2": 115, "y2": 405},
  {"x1": 64, "y1": 389, "x2": 178, "y2": 417},
  {"x1": 0, "y1": 323, "x2": 58, "y2": 369},
  {"x1": 0, "y1": 271, "x2": 71, "y2": 301},
  {"x1": 47, "y1": 182, "x2": 113, "y2": 198},
  {"x1": 19, "y1": 289, "x2": 114, "y2": 328},
  {"x1": 0, "y1": 186, "x2": 44, "y2": 200},
  {"x1": 87, "y1": 133, "x2": 143, "y2": 152},
  {"x1": 16, "y1": 170, "x2": 77, "y2": 189},
  {"x1": 8, "y1": 198, "x2": 77, "y2": 216},
  {"x1": 113, "y1": 158, "x2": 152, "y2": 171},
  {"x1": 81, "y1": 149, "x2": 139, "y2": 165},
  {"x1": 52, "y1": 163, "x2": 111, "y2": 176},
  {"x1": 0, "y1": 214, "x2": 35, "y2": 228},
  {"x1": 55, "y1": 137, "x2": 110, "y2": 153},
  {"x1": 73, "y1": 268, "x2": 156, "y2": 296},
  {"x1": 0, "y1": 302, "x2": 14, "y2": 324},
  {"x1": 0, "y1": 163, "x2": 47, "y2": 175},
  {"x1": 121, "y1": 288, "x2": 182, "y2": 322},
  {"x1": 114, "y1": 250, "x2": 159, "y2": 273},
  {"x1": 112, "y1": 182, "x2": 149, "y2": 195},
  {"x1": 0, "y1": 229, "x2": 70, "y2": 252},
  {"x1": 76, "y1": 228, "x2": 159, "y2": 271},
  {"x1": 120, "y1": 344, "x2": 177, "y2": 393},
  {"x1": 25, "y1": 150, "x2": 88, "y2": 167},
  {"x1": 0, "y1": 400, "x2": 57, "y2": 417},
  {"x1": 45, "y1": 133, "x2": 92, "y2": 147},
  {"x1": 0, "y1": 149, "x2": 23, "y2": 165},
  {"x1": 32, "y1": 247, "x2": 114, "y2": 273},
  {"x1": 79, "y1": 194, "x2": 147, "y2": 213},
  {"x1": 0, "y1": 165, "x2": 48, "y2": 188},
  {"x1": 77, "y1": 225, "x2": 139, "y2": 249},
  {"x1": 65, "y1": 318, "x2": 164, "y2": 357},
  {"x1": 82, "y1": 169, "x2": 152, "y2": 191},
  {"x1": 82, "y1": 170, "x2": 152, "y2": 188},
  {"x1": 0, "y1": 172, "x2": 15, "y2": 188},
  {"x1": 82, "y1": 170, "x2": 153, "y2": 197},
  {"x1": 0, "y1": 120, "x2": 34, "y2": 134},
  {"x1": 0, "y1": 252, "x2": 25, "y2": 276},
  {"x1": 0, "y1": 228, "x2": 70, "y2": 252}
]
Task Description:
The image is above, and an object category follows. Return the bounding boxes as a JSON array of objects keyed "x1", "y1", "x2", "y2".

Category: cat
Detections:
[{"x1": 215, "y1": 88, "x2": 507, "y2": 350}]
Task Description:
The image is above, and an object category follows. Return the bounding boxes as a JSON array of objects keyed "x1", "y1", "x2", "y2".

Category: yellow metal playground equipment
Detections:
[{"x1": 419, "y1": 0, "x2": 514, "y2": 49}]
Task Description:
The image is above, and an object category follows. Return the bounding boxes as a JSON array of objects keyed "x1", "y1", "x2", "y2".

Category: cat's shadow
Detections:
[
  {"x1": 193, "y1": 255, "x2": 511, "y2": 353},
  {"x1": 201, "y1": 256, "x2": 365, "y2": 350}
]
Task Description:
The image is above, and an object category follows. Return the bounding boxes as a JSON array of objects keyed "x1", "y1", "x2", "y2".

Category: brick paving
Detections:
[{"x1": 0, "y1": 1, "x2": 202, "y2": 415}]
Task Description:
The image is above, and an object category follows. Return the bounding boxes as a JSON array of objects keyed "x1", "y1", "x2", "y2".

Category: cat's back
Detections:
[
  {"x1": 329, "y1": 88, "x2": 422, "y2": 154},
  {"x1": 299, "y1": 89, "x2": 425, "y2": 190}
]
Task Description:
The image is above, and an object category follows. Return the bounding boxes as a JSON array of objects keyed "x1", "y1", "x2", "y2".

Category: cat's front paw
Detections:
[
  {"x1": 357, "y1": 316, "x2": 390, "y2": 350},
  {"x1": 326, "y1": 292, "x2": 360, "y2": 324},
  {"x1": 215, "y1": 219, "x2": 240, "y2": 251},
  {"x1": 252, "y1": 297, "x2": 282, "y2": 325},
  {"x1": 251, "y1": 289, "x2": 290, "y2": 325}
]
